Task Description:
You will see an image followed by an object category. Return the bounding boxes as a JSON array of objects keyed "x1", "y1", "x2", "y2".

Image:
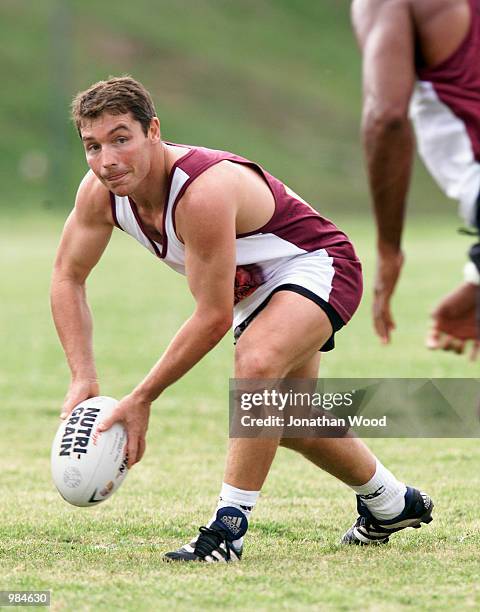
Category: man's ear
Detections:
[{"x1": 149, "y1": 117, "x2": 161, "y2": 143}]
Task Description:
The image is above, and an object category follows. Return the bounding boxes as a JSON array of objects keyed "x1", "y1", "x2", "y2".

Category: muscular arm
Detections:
[
  {"x1": 50, "y1": 174, "x2": 113, "y2": 415},
  {"x1": 98, "y1": 181, "x2": 237, "y2": 468},
  {"x1": 355, "y1": 0, "x2": 416, "y2": 252},
  {"x1": 352, "y1": 0, "x2": 416, "y2": 341},
  {"x1": 131, "y1": 184, "x2": 236, "y2": 402}
]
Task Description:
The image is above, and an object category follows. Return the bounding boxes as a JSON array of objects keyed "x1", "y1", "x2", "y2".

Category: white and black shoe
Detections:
[
  {"x1": 341, "y1": 486, "x2": 434, "y2": 545},
  {"x1": 164, "y1": 507, "x2": 247, "y2": 562}
]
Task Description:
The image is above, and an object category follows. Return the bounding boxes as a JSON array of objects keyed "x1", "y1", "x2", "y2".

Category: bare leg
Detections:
[
  {"x1": 223, "y1": 438, "x2": 280, "y2": 490},
  {"x1": 279, "y1": 354, "x2": 376, "y2": 486},
  {"x1": 224, "y1": 291, "x2": 334, "y2": 490},
  {"x1": 281, "y1": 434, "x2": 376, "y2": 486}
]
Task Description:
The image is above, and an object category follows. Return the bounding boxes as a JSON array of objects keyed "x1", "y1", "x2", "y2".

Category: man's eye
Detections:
[
  {"x1": 117, "y1": 137, "x2": 128, "y2": 144},
  {"x1": 87, "y1": 144, "x2": 100, "y2": 152}
]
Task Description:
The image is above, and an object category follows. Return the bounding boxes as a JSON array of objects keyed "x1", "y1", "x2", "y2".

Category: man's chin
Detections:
[
  {"x1": 110, "y1": 185, "x2": 132, "y2": 197},
  {"x1": 101, "y1": 173, "x2": 134, "y2": 197}
]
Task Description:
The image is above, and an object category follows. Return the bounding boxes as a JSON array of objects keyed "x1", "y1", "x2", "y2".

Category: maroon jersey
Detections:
[{"x1": 110, "y1": 143, "x2": 362, "y2": 329}]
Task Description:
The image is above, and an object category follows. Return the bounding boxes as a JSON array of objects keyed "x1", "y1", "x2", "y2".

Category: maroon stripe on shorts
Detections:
[{"x1": 326, "y1": 245, "x2": 363, "y2": 324}]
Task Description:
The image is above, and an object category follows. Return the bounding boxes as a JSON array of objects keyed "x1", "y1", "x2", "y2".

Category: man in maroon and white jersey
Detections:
[
  {"x1": 352, "y1": 0, "x2": 480, "y2": 357},
  {"x1": 51, "y1": 77, "x2": 432, "y2": 561}
]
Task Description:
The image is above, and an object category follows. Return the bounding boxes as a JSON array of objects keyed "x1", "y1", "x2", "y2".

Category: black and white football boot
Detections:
[
  {"x1": 164, "y1": 507, "x2": 247, "y2": 562},
  {"x1": 341, "y1": 486, "x2": 434, "y2": 545}
]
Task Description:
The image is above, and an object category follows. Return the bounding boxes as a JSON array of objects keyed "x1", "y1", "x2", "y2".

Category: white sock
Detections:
[
  {"x1": 208, "y1": 482, "x2": 260, "y2": 549},
  {"x1": 350, "y1": 460, "x2": 407, "y2": 520}
]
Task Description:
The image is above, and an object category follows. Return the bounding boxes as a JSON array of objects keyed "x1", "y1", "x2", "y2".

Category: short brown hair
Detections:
[{"x1": 71, "y1": 76, "x2": 156, "y2": 136}]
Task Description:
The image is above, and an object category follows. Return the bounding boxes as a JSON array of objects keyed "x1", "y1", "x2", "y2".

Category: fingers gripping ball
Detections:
[{"x1": 51, "y1": 396, "x2": 128, "y2": 507}]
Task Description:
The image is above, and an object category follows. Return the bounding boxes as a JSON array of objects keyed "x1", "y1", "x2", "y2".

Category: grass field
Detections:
[{"x1": 1, "y1": 212, "x2": 480, "y2": 610}]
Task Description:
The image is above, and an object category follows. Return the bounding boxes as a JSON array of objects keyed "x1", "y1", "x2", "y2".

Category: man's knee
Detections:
[{"x1": 235, "y1": 343, "x2": 287, "y2": 378}]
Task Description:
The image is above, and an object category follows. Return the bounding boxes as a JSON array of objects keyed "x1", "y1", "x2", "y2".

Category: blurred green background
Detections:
[{"x1": 1, "y1": 0, "x2": 456, "y2": 218}]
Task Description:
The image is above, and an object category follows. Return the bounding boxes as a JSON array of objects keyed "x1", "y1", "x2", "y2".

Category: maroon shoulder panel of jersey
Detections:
[{"x1": 170, "y1": 144, "x2": 356, "y2": 256}]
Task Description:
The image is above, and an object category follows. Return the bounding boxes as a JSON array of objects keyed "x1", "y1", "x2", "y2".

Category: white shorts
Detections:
[{"x1": 233, "y1": 247, "x2": 363, "y2": 351}]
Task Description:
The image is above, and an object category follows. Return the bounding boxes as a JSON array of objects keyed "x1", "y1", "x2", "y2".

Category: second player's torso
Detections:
[{"x1": 410, "y1": 0, "x2": 480, "y2": 223}]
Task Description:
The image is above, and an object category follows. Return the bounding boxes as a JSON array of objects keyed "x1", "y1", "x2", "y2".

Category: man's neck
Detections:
[{"x1": 130, "y1": 142, "x2": 169, "y2": 212}]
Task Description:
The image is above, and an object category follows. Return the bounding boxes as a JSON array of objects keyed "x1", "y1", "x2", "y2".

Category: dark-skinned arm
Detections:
[{"x1": 353, "y1": 0, "x2": 416, "y2": 342}]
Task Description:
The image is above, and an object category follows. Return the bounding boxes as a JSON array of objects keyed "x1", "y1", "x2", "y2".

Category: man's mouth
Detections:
[{"x1": 105, "y1": 171, "x2": 128, "y2": 183}]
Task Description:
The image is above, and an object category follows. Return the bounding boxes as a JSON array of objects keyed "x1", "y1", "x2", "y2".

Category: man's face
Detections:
[{"x1": 80, "y1": 112, "x2": 159, "y2": 196}]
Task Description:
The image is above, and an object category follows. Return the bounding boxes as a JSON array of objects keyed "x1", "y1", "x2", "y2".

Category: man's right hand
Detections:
[
  {"x1": 60, "y1": 378, "x2": 100, "y2": 419},
  {"x1": 51, "y1": 173, "x2": 113, "y2": 423},
  {"x1": 373, "y1": 249, "x2": 405, "y2": 344}
]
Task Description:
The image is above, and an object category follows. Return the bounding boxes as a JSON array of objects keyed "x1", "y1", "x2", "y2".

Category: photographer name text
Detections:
[{"x1": 240, "y1": 414, "x2": 387, "y2": 428}]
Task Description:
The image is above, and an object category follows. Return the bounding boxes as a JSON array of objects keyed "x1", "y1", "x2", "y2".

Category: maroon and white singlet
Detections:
[
  {"x1": 410, "y1": 0, "x2": 480, "y2": 225},
  {"x1": 110, "y1": 143, "x2": 362, "y2": 340}
]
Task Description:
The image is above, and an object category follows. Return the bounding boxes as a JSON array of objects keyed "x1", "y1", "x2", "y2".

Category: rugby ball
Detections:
[{"x1": 51, "y1": 396, "x2": 128, "y2": 507}]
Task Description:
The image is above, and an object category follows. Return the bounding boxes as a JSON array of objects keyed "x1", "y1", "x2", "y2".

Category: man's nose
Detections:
[{"x1": 101, "y1": 148, "x2": 118, "y2": 169}]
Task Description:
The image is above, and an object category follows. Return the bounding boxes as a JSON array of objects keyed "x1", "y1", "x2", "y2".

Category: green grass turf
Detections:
[{"x1": 1, "y1": 211, "x2": 479, "y2": 610}]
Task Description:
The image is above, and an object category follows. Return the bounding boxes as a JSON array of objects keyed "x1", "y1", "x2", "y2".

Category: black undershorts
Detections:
[{"x1": 233, "y1": 283, "x2": 345, "y2": 352}]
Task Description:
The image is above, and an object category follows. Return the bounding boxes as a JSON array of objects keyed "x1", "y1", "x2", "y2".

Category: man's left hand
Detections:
[
  {"x1": 98, "y1": 392, "x2": 151, "y2": 468},
  {"x1": 426, "y1": 282, "x2": 480, "y2": 360}
]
